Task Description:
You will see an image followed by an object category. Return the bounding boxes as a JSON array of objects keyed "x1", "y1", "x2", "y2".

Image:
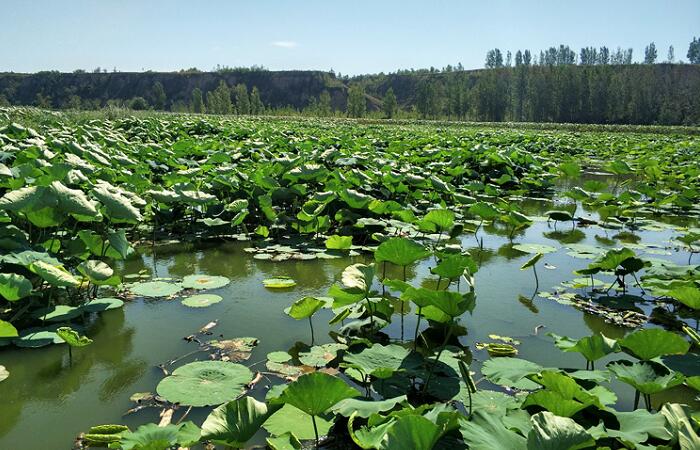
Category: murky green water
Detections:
[{"x1": 1, "y1": 195, "x2": 698, "y2": 449}]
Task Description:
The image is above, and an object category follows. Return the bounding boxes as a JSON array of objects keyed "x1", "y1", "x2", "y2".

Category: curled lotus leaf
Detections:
[{"x1": 263, "y1": 277, "x2": 297, "y2": 289}]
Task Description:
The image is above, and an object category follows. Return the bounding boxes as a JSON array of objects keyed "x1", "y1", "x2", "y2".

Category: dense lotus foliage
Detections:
[{"x1": 0, "y1": 107, "x2": 699, "y2": 449}]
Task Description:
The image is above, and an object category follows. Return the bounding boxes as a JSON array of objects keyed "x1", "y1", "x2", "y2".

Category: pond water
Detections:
[{"x1": 1, "y1": 191, "x2": 698, "y2": 449}]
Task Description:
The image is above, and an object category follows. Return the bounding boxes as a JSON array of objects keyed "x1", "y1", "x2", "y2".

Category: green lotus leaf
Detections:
[
  {"x1": 520, "y1": 253, "x2": 543, "y2": 270},
  {"x1": 481, "y1": 358, "x2": 544, "y2": 390},
  {"x1": 56, "y1": 327, "x2": 92, "y2": 347},
  {"x1": 526, "y1": 411, "x2": 594, "y2": 450},
  {"x1": 81, "y1": 297, "x2": 124, "y2": 312},
  {"x1": 181, "y1": 274, "x2": 230, "y2": 290},
  {"x1": 263, "y1": 404, "x2": 332, "y2": 440},
  {"x1": 201, "y1": 396, "x2": 279, "y2": 448},
  {"x1": 343, "y1": 343, "x2": 417, "y2": 379},
  {"x1": 468, "y1": 202, "x2": 500, "y2": 220},
  {"x1": 549, "y1": 333, "x2": 620, "y2": 363},
  {"x1": 341, "y1": 263, "x2": 375, "y2": 293},
  {"x1": 667, "y1": 284, "x2": 700, "y2": 310},
  {"x1": 129, "y1": 281, "x2": 183, "y2": 297},
  {"x1": 263, "y1": 277, "x2": 297, "y2": 289},
  {"x1": 325, "y1": 235, "x2": 353, "y2": 250},
  {"x1": 285, "y1": 296, "x2": 324, "y2": 320},
  {"x1": 14, "y1": 327, "x2": 65, "y2": 348},
  {"x1": 266, "y1": 432, "x2": 301, "y2": 450},
  {"x1": 298, "y1": 343, "x2": 346, "y2": 367},
  {"x1": 77, "y1": 260, "x2": 114, "y2": 282},
  {"x1": 512, "y1": 243, "x2": 557, "y2": 255},
  {"x1": 686, "y1": 375, "x2": 700, "y2": 392},
  {"x1": 619, "y1": 328, "x2": 689, "y2": 360},
  {"x1": 375, "y1": 237, "x2": 430, "y2": 267},
  {"x1": 33, "y1": 304, "x2": 82, "y2": 322},
  {"x1": 267, "y1": 351, "x2": 292, "y2": 363},
  {"x1": 274, "y1": 372, "x2": 359, "y2": 416},
  {"x1": 424, "y1": 209, "x2": 455, "y2": 231},
  {"x1": 0, "y1": 320, "x2": 18, "y2": 338},
  {"x1": 431, "y1": 254, "x2": 478, "y2": 279},
  {"x1": 459, "y1": 410, "x2": 527, "y2": 450},
  {"x1": 29, "y1": 260, "x2": 80, "y2": 287},
  {"x1": 425, "y1": 290, "x2": 476, "y2": 319},
  {"x1": 522, "y1": 371, "x2": 602, "y2": 417},
  {"x1": 91, "y1": 182, "x2": 142, "y2": 223},
  {"x1": 605, "y1": 409, "x2": 672, "y2": 445},
  {"x1": 384, "y1": 415, "x2": 443, "y2": 450},
  {"x1": 0, "y1": 273, "x2": 32, "y2": 301},
  {"x1": 607, "y1": 360, "x2": 685, "y2": 395},
  {"x1": 107, "y1": 229, "x2": 132, "y2": 260},
  {"x1": 332, "y1": 395, "x2": 407, "y2": 418},
  {"x1": 181, "y1": 294, "x2": 222, "y2": 308},
  {"x1": 546, "y1": 210, "x2": 574, "y2": 221},
  {"x1": 156, "y1": 361, "x2": 254, "y2": 407},
  {"x1": 592, "y1": 247, "x2": 636, "y2": 271},
  {"x1": 120, "y1": 422, "x2": 199, "y2": 450}
]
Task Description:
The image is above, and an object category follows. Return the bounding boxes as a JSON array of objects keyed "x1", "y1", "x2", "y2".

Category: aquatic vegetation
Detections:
[{"x1": 1, "y1": 108, "x2": 700, "y2": 448}]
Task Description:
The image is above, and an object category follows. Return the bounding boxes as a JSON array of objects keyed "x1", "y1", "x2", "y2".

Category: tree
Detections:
[
  {"x1": 35, "y1": 93, "x2": 52, "y2": 109},
  {"x1": 151, "y1": 81, "x2": 167, "y2": 110},
  {"x1": 485, "y1": 49, "x2": 504, "y2": 68},
  {"x1": 688, "y1": 37, "x2": 700, "y2": 64},
  {"x1": 129, "y1": 97, "x2": 148, "y2": 110},
  {"x1": 250, "y1": 86, "x2": 264, "y2": 115},
  {"x1": 234, "y1": 83, "x2": 250, "y2": 115},
  {"x1": 318, "y1": 90, "x2": 332, "y2": 116},
  {"x1": 347, "y1": 84, "x2": 366, "y2": 117},
  {"x1": 644, "y1": 42, "x2": 657, "y2": 64},
  {"x1": 515, "y1": 50, "x2": 523, "y2": 66},
  {"x1": 505, "y1": 51, "x2": 512, "y2": 67},
  {"x1": 191, "y1": 88, "x2": 205, "y2": 113},
  {"x1": 624, "y1": 48, "x2": 633, "y2": 64},
  {"x1": 65, "y1": 95, "x2": 82, "y2": 110},
  {"x1": 598, "y1": 46, "x2": 610, "y2": 65},
  {"x1": 382, "y1": 87, "x2": 398, "y2": 118},
  {"x1": 206, "y1": 80, "x2": 232, "y2": 114},
  {"x1": 523, "y1": 50, "x2": 532, "y2": 66},
  {"x1": 667, "y1": 46, "x2": 675, "y2": 63}
]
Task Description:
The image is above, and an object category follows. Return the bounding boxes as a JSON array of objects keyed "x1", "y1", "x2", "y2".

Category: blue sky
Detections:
[{"x1": 1, "y1": 0, "x2": 698, "y2": 74}]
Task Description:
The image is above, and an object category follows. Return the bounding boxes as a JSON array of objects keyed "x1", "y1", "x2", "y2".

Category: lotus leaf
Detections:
[{"x1": 156, "y1": 361, "x2": 254, "y2": 406}]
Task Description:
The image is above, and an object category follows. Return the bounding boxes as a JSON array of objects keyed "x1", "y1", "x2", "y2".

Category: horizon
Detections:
[{"x1": 1, "y1": 0, "x2": 698, "y2": 75}]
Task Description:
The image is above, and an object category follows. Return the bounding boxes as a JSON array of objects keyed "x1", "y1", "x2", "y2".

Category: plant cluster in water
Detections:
[{"x1": 0, "y1": 107, "x2": 698, "y2": 449}]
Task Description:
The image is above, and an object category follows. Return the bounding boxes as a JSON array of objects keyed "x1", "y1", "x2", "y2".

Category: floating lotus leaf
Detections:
[
  {"x1": 512, "y1": 243, "x2": 557, "y2": 254},
  {"x1": 156, "y1": 361, "x2": 254, "y2": 407},
  {"x1": 209, "y1": 337, "x2": 258, "y2": 362},
  {"x1": 129, "y1": 281, "x2": 182, "y2": 297},
  {"x1": 14, "y1": 327, "x2": 65, "y2": 348},
  {"x1": 181, "y1": 294, "x2": 223, "y2": 308},
  {"x1": 82, "y1": 297, "x2": 124, "y2": 312},
  {"x1": 263, "y1": 277, "x2": 296, "y2": 289},
  {"x1": 267, "y1": 351, "x2": 292, "y2": 363},
  {"x1": 32, "y1": 304, "x2": 82, "y2": 322},
  {"x1": 201, "y1": 396, "x2": 279, "y2": 448},
  {"x1": 181, "y1": 274, "x2": 230, "y2": 290}
]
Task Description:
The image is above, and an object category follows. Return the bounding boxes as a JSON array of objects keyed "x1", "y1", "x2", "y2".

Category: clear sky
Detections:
[{"x1": 1, "y1": 0, "x2": 698, "y2": 74}]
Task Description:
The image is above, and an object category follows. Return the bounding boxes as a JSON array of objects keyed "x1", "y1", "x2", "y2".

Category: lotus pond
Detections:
[{"x1": 0, "y1": 108, "x2": 699, "y2": 449}]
